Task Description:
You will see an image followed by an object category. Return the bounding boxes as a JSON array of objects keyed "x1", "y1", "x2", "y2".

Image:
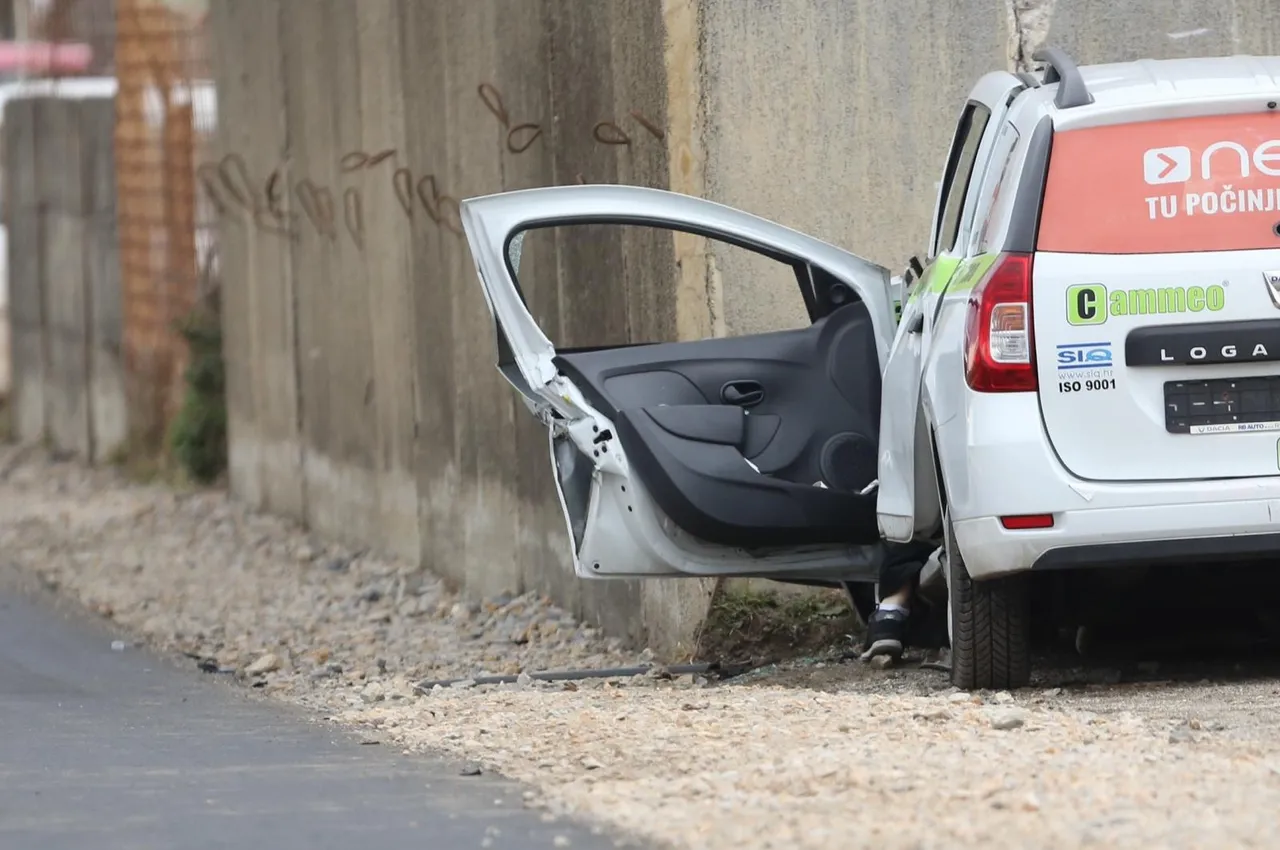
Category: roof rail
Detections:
[
  {"x1": 1033, "y1": 46, "x2": 1094, "y2": 109},
  {"x1": 1015, "y1": 71, "x2": 1041, "y2": 89}
]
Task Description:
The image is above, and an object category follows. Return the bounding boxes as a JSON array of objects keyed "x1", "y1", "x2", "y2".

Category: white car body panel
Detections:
[
  {"x1": 875, "y1": 287, "x2": 927, "y2": 543},
  {"x1": 878, "y1": 71, "x2": 1023, "y2": 542},
  {"x1": 1045, "y1": 56, "x2": 1280, "y2": 133},
  {"x1": 936, "y1": 389, "x2": 1280, "y2": 579},
  {"x1": 922, "y1": 55, "x2": 1280, "y2": 579},
  {"x1": 1034, "y1": 249, "x2": 1280, "y2": 481}
]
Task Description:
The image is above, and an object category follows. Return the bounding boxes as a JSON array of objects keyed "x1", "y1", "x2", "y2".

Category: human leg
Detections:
[{"x1": 860, "y1": 540, "x2": 936, "y2": 660}]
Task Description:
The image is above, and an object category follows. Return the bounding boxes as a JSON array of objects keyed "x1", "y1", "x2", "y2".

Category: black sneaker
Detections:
[{"x1": 860, "y1": 606, "x2": 909, "y2": 661}]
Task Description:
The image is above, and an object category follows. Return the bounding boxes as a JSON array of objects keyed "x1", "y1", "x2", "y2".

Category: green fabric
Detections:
[
  {"x1": 903, "y1": 255, "x2": 963, "y2": 312},
  {"x1": 945, "y1": 252, "x2": 998, "y2": 295},
  {"x1": 896, "y1": 253, "x2": 997, "y2": 325}
]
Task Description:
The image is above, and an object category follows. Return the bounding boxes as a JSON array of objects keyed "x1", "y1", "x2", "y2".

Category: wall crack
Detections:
[{"x1": 1007, "y1": 0, "x2": 1057, "y2": 73}]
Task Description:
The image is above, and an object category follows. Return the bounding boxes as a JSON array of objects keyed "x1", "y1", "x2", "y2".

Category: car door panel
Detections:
[
  {"x1": 460, "y1": 184, "x2": 894, "y2": 581},
  {"x1": 878, "y1": 72, "x2": 1025, "y2": 543},
  {"x1": 555, "y1": 302, "x2": 881, "y2": 549}
]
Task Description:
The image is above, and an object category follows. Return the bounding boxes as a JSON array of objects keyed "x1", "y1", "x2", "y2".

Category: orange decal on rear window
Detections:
[{"x1": 1038, "y1": 112, "x2": 1280, "y2": 254}]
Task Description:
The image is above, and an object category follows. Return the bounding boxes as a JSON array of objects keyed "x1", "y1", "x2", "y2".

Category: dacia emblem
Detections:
[{"x1": 1266, "y1": 271, "x2": 1280, "y2": 309}]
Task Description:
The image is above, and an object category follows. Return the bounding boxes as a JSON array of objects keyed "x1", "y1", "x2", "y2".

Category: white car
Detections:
[{"x1": 460, "y1": 48, "x2": 1280, "y2": 690}]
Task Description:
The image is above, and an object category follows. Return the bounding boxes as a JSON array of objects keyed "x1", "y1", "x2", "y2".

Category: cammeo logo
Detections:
[
  {"x1": 1039, "y1": 112, "x2": 1280, "y2": 254},
  {"x1": 1066, "y1": 283, "x2": 1227, "y2": 325}
]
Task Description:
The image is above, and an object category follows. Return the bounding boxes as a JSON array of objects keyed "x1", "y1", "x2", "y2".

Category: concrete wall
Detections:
[
  {"x1": 1041, "y1": 0, "x2": 1280, "y2": 65},
  {"x1": 208, "y1": 0, "x2": 714, "y2": 656},
  {"x1": 698, "y1": 0, "x2": 1011, "y2": 335},
  {"x1": 206, "y1": 0, "x2": 1280, "y2": 655},
  {"x1": 696, "y1": 0, "x2": 1280, "y2": 336},
  {"x1": 4, "y1": 94, "x2": 126, "y2": 461}
]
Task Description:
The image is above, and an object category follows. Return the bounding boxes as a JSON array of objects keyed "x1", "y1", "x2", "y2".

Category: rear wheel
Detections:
[{"x1": 945, "y1": 512, "x2": 1031, "y2": 690}]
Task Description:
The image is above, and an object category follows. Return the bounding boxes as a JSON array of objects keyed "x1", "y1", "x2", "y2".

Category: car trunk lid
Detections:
[
  {"x1": 1031, "y1": 108, "x2": 1280, "y2": 482},
  {"x1": 1034, "y1": 250, "x2": 1280, "y2": 481}
]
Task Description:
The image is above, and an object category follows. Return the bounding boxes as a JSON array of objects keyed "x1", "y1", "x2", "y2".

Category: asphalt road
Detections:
[{"x1": 0, "y1": 574, "x2": 627, "y2": 850}]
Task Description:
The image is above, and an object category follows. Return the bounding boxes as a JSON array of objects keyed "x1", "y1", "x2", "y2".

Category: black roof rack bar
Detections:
[{"x1": 1033, "y1": 46, "x2": 1095, "y2": 109}]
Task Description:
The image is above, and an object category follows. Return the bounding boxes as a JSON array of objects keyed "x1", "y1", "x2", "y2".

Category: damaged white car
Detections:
[{"x1": 461, "y1": 49, "x2": 1280, "y2": 689}]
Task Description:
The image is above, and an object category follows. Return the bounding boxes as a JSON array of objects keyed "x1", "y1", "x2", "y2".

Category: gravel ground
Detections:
[{"x1": 5, "y1": 445, "x2": 1280, "y2": 849}]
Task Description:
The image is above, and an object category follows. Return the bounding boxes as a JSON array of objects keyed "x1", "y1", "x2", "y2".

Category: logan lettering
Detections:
[{"x1": 1154, "y1": 342, "x2": 1272, "y2": 364}]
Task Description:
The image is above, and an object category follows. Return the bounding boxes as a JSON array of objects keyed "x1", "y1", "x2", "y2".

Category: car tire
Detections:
[{"x1": 945, "y1": 512, "x2": 1031, "y2": 690}]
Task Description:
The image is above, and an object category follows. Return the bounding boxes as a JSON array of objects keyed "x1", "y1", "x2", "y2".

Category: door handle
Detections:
[
  {"x1": 721, "y1": 380, "x2": 765, "y2": 407},
  {"x1": 906, "y1": 312, "x2": 925, "y2": 334}
]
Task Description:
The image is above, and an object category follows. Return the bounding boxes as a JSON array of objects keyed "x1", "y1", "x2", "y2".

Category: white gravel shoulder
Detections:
[{"x1": 4, "y1": 445, "x2": 1280, "y2": 850}]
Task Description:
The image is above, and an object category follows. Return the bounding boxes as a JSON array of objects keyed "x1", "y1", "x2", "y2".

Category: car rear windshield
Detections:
[{"x1": 1037, "y1": 111, "x2": 1280, "y2": 254}]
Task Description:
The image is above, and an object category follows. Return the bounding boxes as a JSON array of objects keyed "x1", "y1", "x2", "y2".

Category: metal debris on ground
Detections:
[{"x1": 414, "y1": 661, "x2": 757, "y2": 693}]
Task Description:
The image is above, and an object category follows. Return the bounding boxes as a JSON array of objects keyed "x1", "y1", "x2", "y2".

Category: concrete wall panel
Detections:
[
  {"x1": 289, "y1": 0, "x2": 383, "y2": 549},
  {"x1": 38, "y1": 99, "x2": 91, "y2": 458},
  {"x1": 3, "y1": 94, "x2": 123, "y2": 463},
  {"x1": 699, "y1": 0, "x2": 1009, "y2": 335},
  {"x1": 208, "y1": 0, "x2": 305, "y2": 515},
  {"x1": 82, "y1": 98, "x2": 127, "y2": 462},
  {"x1": 4, "y1": 96, "x2": 45, "y2": 443},
  {"x1": 491, "y1": 0, "x2": 581, "y2": 612},
  {"x1": 437, "y1": 0, "x2": 525, "y2": 599},
  {"x1": 42, "y1": 210, "x2": 91, "y2": 457},
  {"x1": 397, "y1": 0, "x2": 464, "y2": 588},
  {"x1": 353, "y1": 0, "x2": 421, "y2": 562},
  {"x1": 274, "y1": 0, "x2": 336, "y2": 533},
  {"x1": 1043, "y1": 0, "x2": 1280, "y2": 65}
]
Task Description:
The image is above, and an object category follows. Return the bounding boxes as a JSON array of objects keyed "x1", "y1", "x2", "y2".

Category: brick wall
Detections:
[{"x1": 113, "y1": 0, "x2": 211, "y2": 449}]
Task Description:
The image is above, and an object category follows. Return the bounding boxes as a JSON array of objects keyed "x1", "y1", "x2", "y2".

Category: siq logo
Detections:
[
  {"x1": 1143, "y1": 140, "x2": 1280, "y2": 185},
  {"x1": 1057, "y1": 341, "x2": 1113, "y2": 370}
]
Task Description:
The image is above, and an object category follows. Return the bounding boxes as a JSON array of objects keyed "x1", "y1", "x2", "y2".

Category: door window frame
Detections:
[
  {"x1": 967, "y1": 121, "x2": 1021, "y2": 257},
  {"x1": 507, "y1": 222, "x2": 864, "y2": 330},
  {"x1": 929, "y1": 101, "x2": 993, "y2": 260}
]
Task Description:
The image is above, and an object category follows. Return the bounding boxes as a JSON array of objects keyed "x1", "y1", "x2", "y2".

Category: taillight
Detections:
[
  {"x1": 963, "y1": 252, "x2": 1037, "y2": 393},
  {"x1": 1000, "y1": 514, "x2": 1054, "y2": 530}
]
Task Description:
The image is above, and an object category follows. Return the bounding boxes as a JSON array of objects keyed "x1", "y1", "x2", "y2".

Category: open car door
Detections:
[{"x1": 461, "y1": 185, "x2": 896, "y2": 581}]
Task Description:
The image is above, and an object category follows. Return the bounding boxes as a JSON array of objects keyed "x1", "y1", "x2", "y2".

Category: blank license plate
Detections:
[{"x1": 1165, "y1": 376, "x2": 1280, "y2": 435}]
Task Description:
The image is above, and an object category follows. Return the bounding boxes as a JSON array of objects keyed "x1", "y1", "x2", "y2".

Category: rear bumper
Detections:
[
  {"x1": 937, "y1": 392, "x2": 1280, "y2": 580},
  {"x1": 954, "y1": 505, "x2": 1280, "y2": 580},
  {"x1": 1030, "y1": 532, "x2": 1280, "y2": 571}
]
